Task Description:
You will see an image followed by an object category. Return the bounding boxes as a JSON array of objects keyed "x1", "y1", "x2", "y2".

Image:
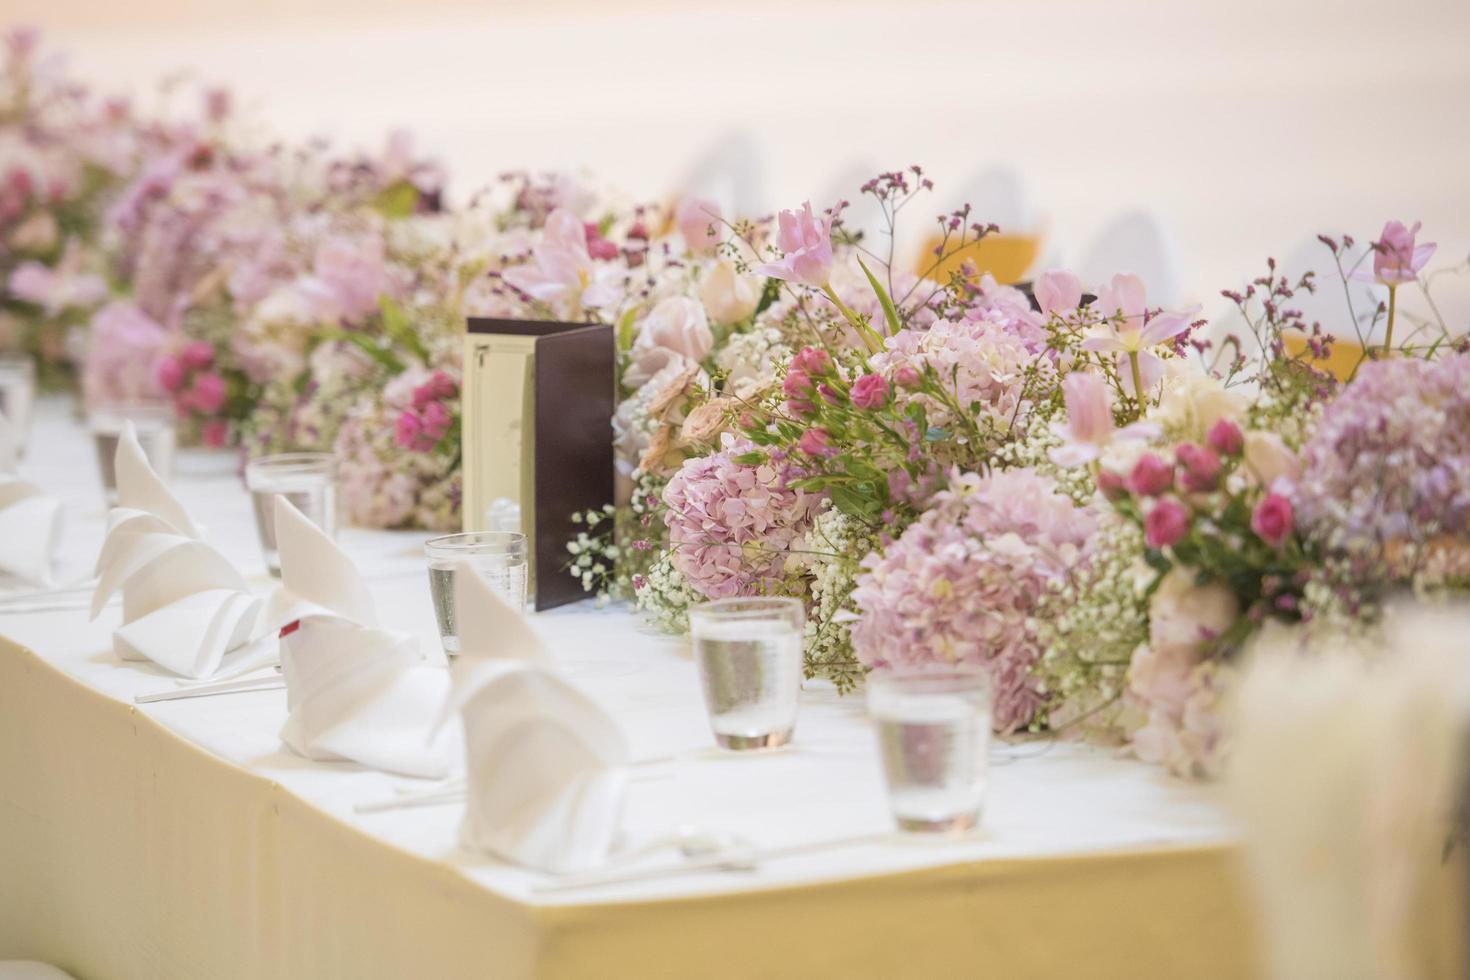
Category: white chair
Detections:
[
  {"x1": 672, "y1": 128, "x2": 768, "y2": 219},
  {"x1": 1077, "y1": 210, "x2": 1182, "y2": 307},
  {"x1": 946, "y1": 165, "x2": 1030, "y2": 233},
  {"x1": 0, "y1": 963, "x2": 79, "y2": 980}
]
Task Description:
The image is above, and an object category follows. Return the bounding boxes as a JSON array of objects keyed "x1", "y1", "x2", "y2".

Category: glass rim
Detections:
[
  {"x1": 866, "y1": 664, "x2": 992, "y2": 693},
  {"x1": 246, "y1": 452, "x2": 337, "y2": 474},
  {"x1": 687, "y1": 595, "x2": 805, "y2": 620},
  {"x1": 424, "y1": 530, "x2": 528, "y2": 557},
  {"x1": 87, "y1": 400, "x2": 176, "y2": 425}
]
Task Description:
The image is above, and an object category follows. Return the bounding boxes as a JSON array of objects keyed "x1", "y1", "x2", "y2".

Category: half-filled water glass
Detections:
[
  {"x1": 0, "y1": 355, "x2": 37, "y2": 456},
  {"x1": 867, "y1": 666, "x2": 992, "y2": 834},
  {"x1": 688, "y1": 597, "x2": 804, "y2": 751},
  {"x1": 245, "y1": 453, "x2": 338, "y2": 576},
  {"x1": 89, "y1": 401, "x2": 177, "y2": 506},
  {"x1": 425, "y1": 531, "x2": 529, "y2": 654}
]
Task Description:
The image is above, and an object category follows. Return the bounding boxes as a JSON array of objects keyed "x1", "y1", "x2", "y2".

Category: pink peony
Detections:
[
  {"x1": 662, "y1": 438, "x2": 825, "y2": 599},
  {"x1": 1144, "y1": 497, "x2": 1190, "y2": 549},
  {"x1": 1128, "y1": 453, "x2": 1174, "y2": 497},
  {"x1": 754, "y1": 201, "x2": 833, "y2": 288},
  {"x1": 851, "y1": 468, "x2": 1097, "y2": 733},
  {"x1": 849, "y1": 373, "x2": 888, "y2": 410},
  {"x1": 1250, "y1": 493, "x2": 1294, "y2": 547}
]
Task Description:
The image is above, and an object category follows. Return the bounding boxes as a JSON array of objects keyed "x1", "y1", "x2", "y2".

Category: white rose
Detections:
[
  {"x1": 1148, "y1": 567, "x2": 1239, "y2": 652},
  {"x1": 1242, "y1": 430, "x2": 1300, "y2": 487},
  {"x1": 625, "y1": 296, "x2": 713, "y2": 388},
  {"x1": 1152, "y1": 368, "x2": 1246, "y2": 439},
  {"x1": 699, "y1": 260, "x2": 760, "y2": 326}
]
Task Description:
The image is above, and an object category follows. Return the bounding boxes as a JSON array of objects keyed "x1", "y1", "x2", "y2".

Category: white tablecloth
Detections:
[{"x1": 0, "y1": 399, "x2": 1263, "y2": 979}]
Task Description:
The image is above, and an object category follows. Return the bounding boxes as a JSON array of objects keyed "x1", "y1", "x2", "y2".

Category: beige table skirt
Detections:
[{"x1": 4, "y1": 639, "x2": 1465, "y2": 979}]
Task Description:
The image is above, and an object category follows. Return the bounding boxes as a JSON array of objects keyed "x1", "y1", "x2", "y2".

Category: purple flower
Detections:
[
  {"x1": 1144, "y1": 497, "x2": 1190, "y2": 550},
  {"x1": 754, "y1": 201, "x2": 834, "y2": 288},
  {"x1": 1128, "y1": 453, "x2": 1174, "y2": 497},
  {"x1": 850, "y1": 373, "x2": 888, "y2": 410},
  {"x1": 850, "y1": 468, "x2": 1097, "y2": 733},
  {"x1": 1251, "y1": 493, "x2": 1294, "y2": 547}
]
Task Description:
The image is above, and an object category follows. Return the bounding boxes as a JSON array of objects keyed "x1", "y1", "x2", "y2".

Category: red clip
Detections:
[{"x1": 279, "y1": 619, "x2": 302, "y2": 639}]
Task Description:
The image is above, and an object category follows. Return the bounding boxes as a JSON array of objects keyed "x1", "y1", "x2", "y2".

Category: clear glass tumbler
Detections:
[
  {"x1": 424, "y1": 531, "x2": 529, "y2": 654},
  {"x1": 867, "y1": 666, "x2": 993, "y2": 834},
  {"x1": 688, "y1": 597, "x2": 804, "y2": 751},
  {"x1": 0, "y1": 355, "x2": 37, "y2": 456},
  {"x1": 89, "y1": 401, "x2": 177, "y2": 507},
  {"x1": 245, "y1": 453, "x2": 338, "y2": 577}
]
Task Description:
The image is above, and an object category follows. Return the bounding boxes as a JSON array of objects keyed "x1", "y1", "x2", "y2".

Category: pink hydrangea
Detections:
[
  {"x1": 81, "y1": 301, "x2": 169, "y2": 409},
  {"x1": 850, "y1": 468, "x2": 1098, "y2": 733},
  {"x1": 868, "y1": 316, "x2": 1036, "y2": 434},
  {"x1": 662, "y1": 438, "x2": 826, "y2": 599}
]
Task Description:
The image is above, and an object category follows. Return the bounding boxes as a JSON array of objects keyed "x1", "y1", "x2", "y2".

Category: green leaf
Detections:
[
  {"x1": 856, "y1": 256, "x2": 903, "y2": 337},
  {"x1": 616, "y1": 307, "x2": 638, "y2": 353},
  {"x1": 373, "y1": 180, "x2": 420, "y2": 220},
  {"x1": 318, "y1": 327, "x2": 405, "y2": 374},
  {"x1": 755, "y1": 276, "x2": 782, "y2": 316},
  {"x1": 731, "y1": 452, "x2": 766, "y2": 466},
  {"x1": 379, "y1": 296, "x2": 431, "y2": 364}
]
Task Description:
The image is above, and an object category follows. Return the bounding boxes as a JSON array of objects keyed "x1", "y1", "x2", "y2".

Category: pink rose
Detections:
[
  {"x1": 1145, "y1": 497, "x2": 1190, "y2": 549},
  {"x1": 791, "y1": 346, "x2": 833, "y2": 377},
  {"x1": 200, "y1": 419, "x2": 229, "y2": 448},
  {"x1": 420, "y1": 400, "x2": 452, "y2": 442},
  {"x1": 394, "y1": 410, "x2": 425, "y2": 451},
  {"x1": 676, "y1": 196, "x2": 723, "y2": 256},
  {"x1": 412, "y1": 370, "x2": 457, "y2": 412},
  {"x1": 181, "y1": 340, "x2": 215, "y2": 370},
  {"x1": 156, "y1": 356, "x2": 185, "y2": 393},
  {"x1": 1205, "y1": 418, "x2": 1243, "y2": 457},
  {"x1": 892, "y1": 365, "x2": 922, "y2": 390},
  {"x1": 583, "y1": 223, "x2": 619, "y2": 261},
  {"x1": 1250, "y1": 492, "x2": 1294, "y2": 546},
  {"x1": 754, "y1": 201, "x2": 834, "y2": 288},
  {"x1": 187, "y1": 372, "x2": 227, "y2": 414},
  {"x1": 1128, "y1": 453, "x2": 1174, "y2": 497},
  {"x1": 1175, "y1": 442, "x2": 1222, "y2": 492},
  {"x1": 1034, "y1": 269, "x2": 1083, "y2": 315},
  {"x1": 783, "y1": 368, "x2": 815, "y2": 417},
  {"x1": 850, "y1": 373, "x2": 888, "y2": 410},
  {"x1": 1096, "y1": 468, "x2": 1128, "y2": 501},
  {"x1": 798, "y1": 427, "x2": 837, "y2": 457}
]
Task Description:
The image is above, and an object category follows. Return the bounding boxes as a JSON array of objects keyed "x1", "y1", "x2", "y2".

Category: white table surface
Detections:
[{"x1": 0, "y1": 398, "x2": 1235, "y2": 907}]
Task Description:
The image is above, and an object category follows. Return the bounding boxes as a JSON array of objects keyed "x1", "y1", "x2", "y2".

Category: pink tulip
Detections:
[
  {"x1": 1144, "y1": 497, "x2": 1190, "y2": 550},
  {"x1": 755, "y1": 201, "x2": 834, "y2": 288},
  {"x1": 1034, "y1": 269, "x2": 1083, "y2": 315},
  {"x1": 1367, "y1": 220, "x2": 1436, "y2": 286},
  {"x1": 501, "y1": 208, "x2": 621, "y2": 314},
  {"x1": 1251, "y1": 493, "x2": 1294, "y2": 546},
  {"x1": 850, "y1": 374, "x2": 889, "y2": 410},
  {"x1": 1082, "y1": 274, "x2": 1199, "y2": 397},
  {"x1": 1049, "y1": 371, "x2": 1157, "y2": 468},
  {"x1": 1129, "y1": 453, "x2": 1174, "y2": 497},
  {"x1": 676, "y1": 197, "x2": 723, "y2": 255}
]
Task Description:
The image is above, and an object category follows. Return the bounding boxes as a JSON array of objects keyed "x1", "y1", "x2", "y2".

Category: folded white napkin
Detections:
[
  {"x1": 272, "y1": 496, "x2": 453, "y2": 779},
  {"x1": 0, "y1": 410, "x2": 61, "y2": 586},
  {"x1": 91, "y1": 426, "x2": 265, "y2": 678},
  {"x1": 443, "y1": 568, "x2": 630, "y2": 873}
]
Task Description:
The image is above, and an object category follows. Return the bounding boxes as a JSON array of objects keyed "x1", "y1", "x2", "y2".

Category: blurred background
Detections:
[{"x1": 14, "y1": 0, "x2": 1470, "y2": 310}]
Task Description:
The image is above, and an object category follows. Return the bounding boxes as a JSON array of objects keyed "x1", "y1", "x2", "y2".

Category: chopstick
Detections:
[{"x1": 134, "y1": 675, "x2": 285, "y2": 704}]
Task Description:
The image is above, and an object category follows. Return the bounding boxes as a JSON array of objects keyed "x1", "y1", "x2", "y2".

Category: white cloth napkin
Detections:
[
  {"x1": 443, "y1": 568, "x2": 630, "y2": 873},
  {"x1": 91, "y1": 425, "x2": 265, "y2": 678},
  {"x1": 271, "y1": 496, "x2": 453, "y2": 779},
  {"x1": 0, "y1": 411, "x2": 61, "y2": 586}
]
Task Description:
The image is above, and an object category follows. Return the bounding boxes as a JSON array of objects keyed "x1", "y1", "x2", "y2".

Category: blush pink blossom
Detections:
[
  {"x1": 675, "y1": 196, "x2": 723, "y2": 255},
  {"x1": 1128, "y1": 453, "x2": 1174, "y2": 497},
  {"x1": 1145, "y1": 497, "x2": 1190, "y2": 549},
  {"x1": 892, "y1": 365, "x2": 922, "y2": 389},
  {"x1": 1082, "y1": 274, "x2": 1199, "y2": 396},
  {"x1": 501, "y1": 208, "x2": 622, "y2": 316},
  {"x1": 1033, "y1": 269, "x2": 1083, "y2": 315},
  {"x1": 82, "y1": 301, "x2": 169, "y2": 410},
  {"x1": 1049, "y1": 371, "x2": 1157, "y2": 468},
  {"x1": 1251, "y1": 492, "x2": 1294, "y2": 546},
  {"x1": 1354, "y1": 220, "x2": 1436, "y2": 286},
  {"x1": 850, "y1": 374, "x2": 889, "y2": 410},
  {"x1": 754, "y1": 201, "x2": 834, "y2": 288}
]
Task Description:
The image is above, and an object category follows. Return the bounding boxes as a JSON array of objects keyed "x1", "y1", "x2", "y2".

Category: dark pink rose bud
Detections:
[
  {"x1": 1144, "y1": 497, "x2": 1190, "y2": 550},
  {"x1": 1128, "y1": 453, "x2": 1174, "y2": 497},
  {"x1": 798, "y1": 427, "x2": 837, "y2": 457},
  {"x1": 1096, "y1": 468, "x2": 1128, "y2": 501},
  {"x1": 893, "y1": 365, "x2": 922, "y2": 390},
  {"x1": 782, "y1": 368, "x2": 813, "y2": 397},
  {"x1": 1175, "y1": 442, "x2": 1222, "y2": 492},
  {"x1": 1251, "y1": 492, "x2": 1294, "y2": 546},
  {"x1": 791, "y1": 346, "x2": 833, "y2": 377},
  {"x1": 1205, "y1": 418, "x2": 1244, "y2": 457}
]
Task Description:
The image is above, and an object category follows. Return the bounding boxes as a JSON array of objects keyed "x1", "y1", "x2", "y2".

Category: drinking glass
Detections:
[
  {"x1": 424, "y1": 531, "x2": 529, "y2": 654},
  {"x1": 245, "y1": 453, "x2": 338, "y2": 577},
  {"x1": 0, "y1": 355, "x2": 36, "y2": 456},
  {"x1": 867, "y1": 666, "x2": 993, "y2": 834},
  {"x1": 89, "y1": 401, "x2": 177, "y2": 507},
  {"x1": 688, "y1": 597, "x2": 804, "y2": 751}
]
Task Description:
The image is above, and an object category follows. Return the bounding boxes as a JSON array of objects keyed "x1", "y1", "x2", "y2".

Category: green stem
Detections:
[
  {"x1": 822, "y1": 284, "x2": 884, "y2": 354},
  {"x1": 1128, "y1": 350, "x2": 1146, "y2": 421},
  {"x1": 1383, "y1": 284, "x2": 1397, "y2": 354}
]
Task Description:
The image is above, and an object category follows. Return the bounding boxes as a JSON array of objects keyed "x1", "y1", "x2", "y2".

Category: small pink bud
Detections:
[
  {"x1": 1205, "y1": 418, "x2": 1244, "y2": 457},
  {"x1": 1144, "y1": 497, "x2": 1190, "y2": 550},
  {"x1": 1128, "y1": 453, "x2": 1174, "y2": 497}
]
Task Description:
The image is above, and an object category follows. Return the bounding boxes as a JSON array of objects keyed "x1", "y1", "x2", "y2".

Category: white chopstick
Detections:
[
  {"x1": 134, "y1": 675, "x2": 286, "y2": 704},
  {"x1": 353, "y1": 755, "x2": 677, "y2": 815}
]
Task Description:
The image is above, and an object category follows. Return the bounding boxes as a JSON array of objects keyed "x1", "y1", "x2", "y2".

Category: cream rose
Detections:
[{"x1": 699, "y1": 260, "x2": 760, "y2": 326}]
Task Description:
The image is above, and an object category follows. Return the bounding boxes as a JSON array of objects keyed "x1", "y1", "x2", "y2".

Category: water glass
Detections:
[
  {"x1": 425, "y1": 531, "x2": 529, "y2": 654},
  {"x1": 245, "y1": 453, "x2": 338, "y2": 577},
  {"x1": 0, "y1": 355, "x2": 36, "y2": 456},
  {"x1": 867, "y1": 667, "x2": 992, "y2": 834},
  {"x1": 688, "y1": 597, "x2": 804, "y2": 751},
  {"x1": 89, "y1": 401, "x2": 177, "y2": 507}
]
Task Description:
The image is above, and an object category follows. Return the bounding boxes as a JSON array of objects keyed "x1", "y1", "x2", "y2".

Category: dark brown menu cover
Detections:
[{"x1": 464, "y1": 318, "x2": 615, "y2": 611}]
